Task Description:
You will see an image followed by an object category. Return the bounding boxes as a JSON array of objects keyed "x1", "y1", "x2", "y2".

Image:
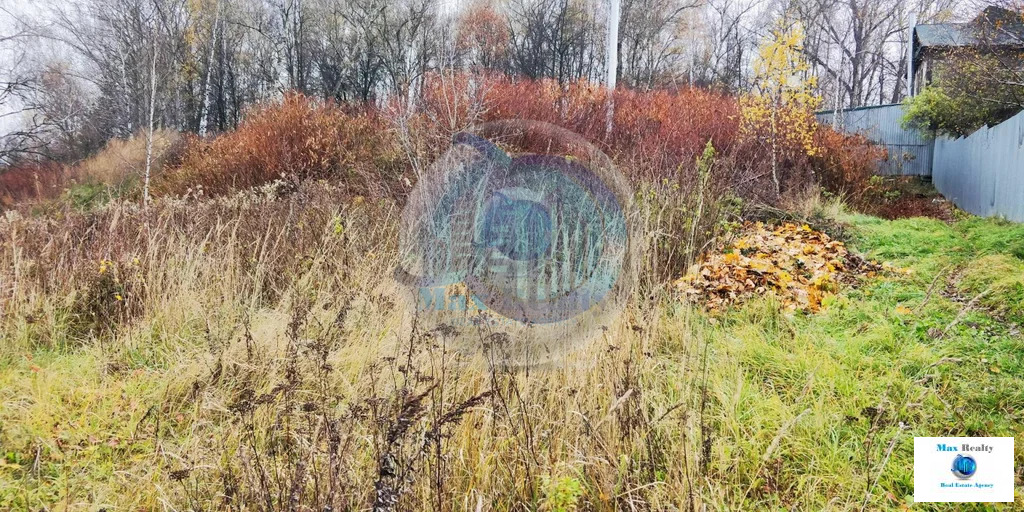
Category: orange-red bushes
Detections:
[
  {"x1": 156, "y1": 94, "x2": 403, "y2": 198},
  {"x1": 421, "y1": 75, "x2": 737, "y2": 155},
  {"x1": 609, "y1": 87, "x2": 742, "y2": 184},
  {"x1": 164, "y1": 76, "x2": 883, "y2": 207},
  {"x1": 0, "y1": 161, "x2": 68, "y2": 208},
  {"x1": 467, "y1": 77, "x2": 741, "y2": 166},
  {"x1": 811, "y1": 129, "x2": 887, "y2": 198},
  {"x1": 464, "y1": 76, "x2": 809, "y2": 206},
  {"x1": 423, "y1": 75, "x2": 743, "y2": 190},
  {"x1": 419, "y1": 74, "x2": 886, "y2": 211}
]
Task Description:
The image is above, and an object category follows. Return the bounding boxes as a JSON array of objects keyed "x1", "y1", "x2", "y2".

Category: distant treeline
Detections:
[{"x1": 1, "y1": 0, "x2": 960, "y2": 164}]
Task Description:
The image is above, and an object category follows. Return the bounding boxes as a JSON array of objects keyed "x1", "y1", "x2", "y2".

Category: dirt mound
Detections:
[{"x1": 675, "y1": 222, "x2": 890, "y2": 312}]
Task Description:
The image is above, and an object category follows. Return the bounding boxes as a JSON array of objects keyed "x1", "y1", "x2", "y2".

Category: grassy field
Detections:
[{"x1": 2, "y1": 204, "x2": 1023, "y2": 510}]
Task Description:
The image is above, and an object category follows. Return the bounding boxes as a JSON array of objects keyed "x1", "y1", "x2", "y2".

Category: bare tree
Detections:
[
  {"x1": 617, "y1": 0, "x2": 700, "y2": 88},
  {"x1": 0, "y1": 8, "x2": 52, "y2": 164},
  {"x1": 507, "y1": 0, "x2": 604, "y2": 83},
  {"x1": 0, "y1": 72, "x2": 50, "y2": 165},
  {"x1": 791, "y1": 0, "x2": 961, "y2": 107},
  {"x1": 455, "y1": 1, "x2": 510, "y2": 72},
  {"x1": 197, "y1": 0, "x2": 221, "y2": 137},
  {"x1": 143, "y1": 23, "x2": 158, "y2": 207},
  {"x1": 693, "y1": 0, "x2": 763, "y2": 92}
]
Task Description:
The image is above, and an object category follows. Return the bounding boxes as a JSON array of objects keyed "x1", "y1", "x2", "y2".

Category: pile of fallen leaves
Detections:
[{"x1": 675, "y1": 222, "x2": 888, "y2": 312}]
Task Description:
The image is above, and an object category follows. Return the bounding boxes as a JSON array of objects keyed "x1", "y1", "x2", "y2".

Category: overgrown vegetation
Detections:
[
  {"x1": 903, "y1": 51, "x2": 1024, "y2": 138},
  {"x1": 0, "y1": 72, "x2": 1019, "y2": 510},
  {"x1": 2, "y1": 74, "x2": 883, "y2": 216},
  {"x1": 2, "y1": 174, "x2": 1023, "y2": 509},
  {"x1": 0, "y1": 130, "x2": 181, "y2": 209}
]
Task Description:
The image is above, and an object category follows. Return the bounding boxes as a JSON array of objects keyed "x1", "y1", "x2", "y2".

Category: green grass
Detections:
[
  {"x1": 0, "y1": 350, "x2": 172, "y2": 509},
  {"x1": 679, "y1": 213, "x2": 1024, "y2": 509},
  {"x1": 2, "y1": 213, "x2": 1023, "y2": 510}
]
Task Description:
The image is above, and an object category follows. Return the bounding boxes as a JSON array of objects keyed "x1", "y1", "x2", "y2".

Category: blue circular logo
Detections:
[
  {"x1": 951, "y1": 454, "x2": 977, "y2": 479},
  {"x1": 396, "y1": 120, "x2": 635, "y2": 365}
]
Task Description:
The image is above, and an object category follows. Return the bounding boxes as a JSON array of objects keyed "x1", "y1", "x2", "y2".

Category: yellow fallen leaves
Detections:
[{"x1": 675, "y1": 222, "x2": 884, "y2": 312}]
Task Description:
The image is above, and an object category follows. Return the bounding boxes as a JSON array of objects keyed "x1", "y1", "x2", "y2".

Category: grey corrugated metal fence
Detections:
[
  {"x1": 933, "y1": 110, "x2": 1024, "y2": 222},
  {"x1": 819, "y1": 102, "x2": 1024, "y2": 221},
  {"x1": 815, "y1": 104, "x2": 934, "y2": 176}
]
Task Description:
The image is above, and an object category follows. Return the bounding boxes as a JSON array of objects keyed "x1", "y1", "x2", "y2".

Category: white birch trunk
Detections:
[
  {"x1": 198, "y1": 0, "x2": 221, "y2": 138},
  {"x1": 143, "y1": 38, "x2": 158, "y2": 208}
]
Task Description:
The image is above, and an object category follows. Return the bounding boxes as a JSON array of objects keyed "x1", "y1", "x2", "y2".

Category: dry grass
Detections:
[
  {"x1": 0, "y1": 130, "x2": 181, "y2": 210},
  {"x1": 0, "y1": 179, "x2": 714, "y2": 510},
  {"x1": 76, "y1": 129, "x2": 181, "y2": 186},
  {"x1": 3, "y1": 183, "x2": 1024, "y2": 510}
]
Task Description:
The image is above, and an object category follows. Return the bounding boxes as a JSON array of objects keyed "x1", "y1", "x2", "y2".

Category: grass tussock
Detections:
[{"x1": 960, "y1": 254, "x2": 1024, "y2": 323}]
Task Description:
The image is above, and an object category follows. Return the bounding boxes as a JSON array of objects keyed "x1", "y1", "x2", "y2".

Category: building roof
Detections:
[
  {"x1": 914, "y1": 23, "x2": 978, "y2": 48},
  {"x1": 914, "y1": 7, "x2": 1024, "y2": 51}
]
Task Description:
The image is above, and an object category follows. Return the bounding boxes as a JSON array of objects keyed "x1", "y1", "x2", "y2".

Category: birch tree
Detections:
[
  {"x1": 143, "y1": 26, "x2": 158, "y2": 207},
  {"x1": 741, "y1": 21, "x2": 822, "y2": 195},
  {"x1": 197, "y1": 0, "x2": 221, "y2": 137}
]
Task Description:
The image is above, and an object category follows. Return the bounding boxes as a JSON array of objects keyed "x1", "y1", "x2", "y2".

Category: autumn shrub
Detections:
[
  {"x1": 0, "y1": 161, "x2": 68, "y2": 208},
  {"x1": 0, "y1": 131, "x2": 186, "y2": 211},
  {"x1": 434, "y1": 25, "x2": 832, "y2": 214},
  {"x1": 156, "y1": 94, "x2": 404, "y2": 198},
  {"x1": 424, "y1": 74, "x2": 879, "y2": 199},
  {"x1": 417, "y1": 73, "x2": 881, "y2": 276},
  {"x1": 423, "y1": 75, "x2": 749, "y2": 210},
  {"x1": 810, "y1": 129, "x2": 886, "y2": 199},
  {"x1": 463, "y1": 76, "x2": 740, "y2": 176}
]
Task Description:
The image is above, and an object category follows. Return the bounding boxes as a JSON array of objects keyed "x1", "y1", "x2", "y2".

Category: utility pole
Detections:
[{"x1": 907, "y1": 12, "x2": 917, "y2": 98}]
